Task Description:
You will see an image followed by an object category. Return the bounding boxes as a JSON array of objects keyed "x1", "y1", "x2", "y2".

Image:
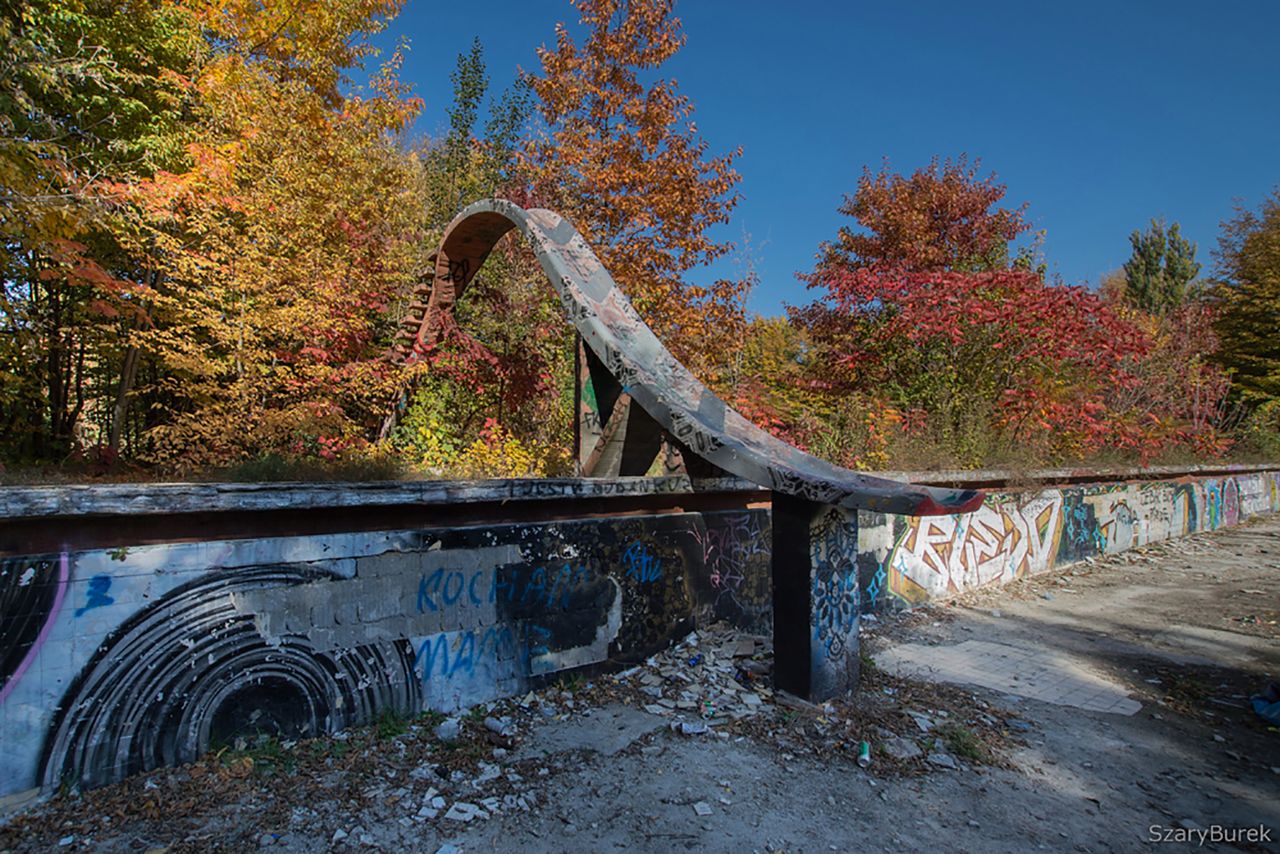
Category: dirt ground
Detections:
[{"x1": 2, "y1": 516, "x2": 1278, "y2": 854}]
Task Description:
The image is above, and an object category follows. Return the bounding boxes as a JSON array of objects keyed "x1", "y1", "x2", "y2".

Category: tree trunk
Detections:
[
  {"x1": 109, "y1": 344, "x2": 140, "y2": 455},
  {"x1": 110, "y1": 270, "x2": 161, "y2": 457}
]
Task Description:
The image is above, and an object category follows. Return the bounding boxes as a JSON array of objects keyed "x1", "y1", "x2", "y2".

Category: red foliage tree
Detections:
[
  {"x1": 787, "y1": 155, "x2": 1231, "y2": 467},
  {"x1": 793, "y1": 267, "x2": 1154, "y2": 462}
]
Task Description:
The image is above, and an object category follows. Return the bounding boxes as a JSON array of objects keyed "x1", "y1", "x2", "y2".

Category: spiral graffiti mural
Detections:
[{"x1": 40, "y1": 565, "x2": 419, "y2": 792}]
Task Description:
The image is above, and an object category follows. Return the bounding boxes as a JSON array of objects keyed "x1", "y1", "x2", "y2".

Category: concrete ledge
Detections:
[
  {"x1": 0, "y1": 476, "x2": 765, "y2": 520},
  {"x1": 4, "y1": 466, "x2": 1276, "y2": 520},
  {"x1": 867, "y1": 463, "x2": 1280, "y2": 489}
]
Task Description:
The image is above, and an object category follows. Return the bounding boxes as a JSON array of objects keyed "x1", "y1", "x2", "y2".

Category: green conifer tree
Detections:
[{"x1": 1122, "y1": 219, "x2": 1201, "y2": 314}]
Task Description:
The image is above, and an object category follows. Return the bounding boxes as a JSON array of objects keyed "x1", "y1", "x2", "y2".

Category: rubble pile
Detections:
[
  {"x1": 610, "y1": 626, "x2": 774, "y2": 730},
  {"x1": 596, "y1": 623, "x2": 1014, "y2": 775}
]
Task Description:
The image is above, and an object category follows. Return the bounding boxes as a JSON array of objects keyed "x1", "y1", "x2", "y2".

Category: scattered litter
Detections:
[
  {"x1": 483, "y1": 717, "x2": 515, "y2": 737},
  {"x1": 1249, "y1": 682, "x2": 1280, "y2": 726},
  {"x1": 693, "y1": 801, "x2": 713, "y2": 816}
]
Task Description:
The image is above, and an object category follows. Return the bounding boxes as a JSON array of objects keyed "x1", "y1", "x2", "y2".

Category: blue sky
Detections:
[{"x1": 373, "y1": 1, "x2": 1280, "y2": 315}]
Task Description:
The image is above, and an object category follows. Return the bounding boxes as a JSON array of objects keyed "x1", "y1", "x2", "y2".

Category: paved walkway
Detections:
[{"x1": 877, "y1": 639, "x2": 1143, "y2": 715}]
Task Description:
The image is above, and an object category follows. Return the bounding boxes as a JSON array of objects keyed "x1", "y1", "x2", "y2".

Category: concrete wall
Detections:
[
  {"x1": 1, "y1": 468, "x2": 1277, "y2": 802},
  {"x1": 0, "y1": 491, "x2": 770, "y2": 801},
  {"x1": 858, "y1": 470, "x2": 1280, "y2": 610}
]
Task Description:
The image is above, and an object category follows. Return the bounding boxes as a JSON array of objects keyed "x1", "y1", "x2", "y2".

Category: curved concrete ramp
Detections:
[{"x1": 414, "y1": 199, "x2": 982, "y2": 517}]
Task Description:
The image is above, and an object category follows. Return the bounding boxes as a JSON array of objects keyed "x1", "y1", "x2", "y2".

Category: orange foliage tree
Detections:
[
  {"x1": 824, "y1": 156, "x2": 1032, "y2": 274},
  {"x1": 524, "y1": 0, "x2": 748, "y2": 376},
  {"x1": 0, "y1": 0, "x2": 204, "y2": 463}
]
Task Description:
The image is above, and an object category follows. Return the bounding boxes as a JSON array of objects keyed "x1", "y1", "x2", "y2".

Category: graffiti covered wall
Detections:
[
  {"x1": 0, "y1": 508, "x2": 770, "y2": 800},
  {"x1": 2, "y1": 468, "x2": 1277, "y2": 801},
  {"x1": 858, "y1": 471, "x2": 1280, "y2": 610}
]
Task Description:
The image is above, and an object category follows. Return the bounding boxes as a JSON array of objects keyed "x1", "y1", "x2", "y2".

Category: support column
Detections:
[{"x1": 771, "y1": 493, "x2": 861, "y2": 701}]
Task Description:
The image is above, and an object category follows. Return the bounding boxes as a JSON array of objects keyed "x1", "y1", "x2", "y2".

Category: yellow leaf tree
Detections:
[{"x1": 121, "y1": 0, "x2": 427, "y2": 470}]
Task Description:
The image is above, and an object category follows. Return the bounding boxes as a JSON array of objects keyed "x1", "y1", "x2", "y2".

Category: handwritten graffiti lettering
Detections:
[
  {"x1": 622, "y1": 542, "x2": 663, "y2": 582},
  {"x1": 416, "y1": 558, "x2": 659, "y2": 615},
  {"x1": 414, "y1": 625, "x2": 523, "y2": 682},
  {"x1": 696, "y1": 513, "x2": 767, "y2": 591},
  {"x1": 886, "y1": 496, "x2": 1065, "y2": 603},
  {"x1": 439, "y1": 257, "x2": 470, "y2": 284}
]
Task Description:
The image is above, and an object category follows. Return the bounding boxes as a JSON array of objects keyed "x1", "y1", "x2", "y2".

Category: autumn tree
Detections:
[
  {"x1": 524, "y1": 0, "x2": 748, "y2": 375},
  {"x1": 792, "y1": 265, "x2": 1158, "y2": 466},
  {"x1": 1122, "y1": 219, "x2": 1201, "y2": 314},
  {"x1": 0, "y1": 0, "x2": 202, "y2": 463},
  {"x1": 1212, "y1": 190, "x2": 1280, "y2": 407},
  {"x1": 792, "y1": 158, "x2": 1051, "y2": 465},
  {"x1": 790, "y1": 157, "x2": 1228, "y2": 467},
  {"x1": 114, "y1": 0, "x2": 426, "y2": 470},
  {"x1": 822, "y1": 156, "x2": 1031, "y2": 274},
  {"x1": 393, "y1": 39, "x2": 574, "y2": 476}
]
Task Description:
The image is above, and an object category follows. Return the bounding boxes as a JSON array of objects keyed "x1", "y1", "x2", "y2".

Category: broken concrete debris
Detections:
[
  {"x1": 927, "y1": 753, "x2": 958, "y2": 770},
  {"x1": 434, "y1": 718, "x2": 461, "y2": 741},
  {"x1": 443, "y1": 802, "x2": 487, "y2": 823},
  {"x1": 612, "y1": 626, "x2": 774, "y2": 732},
  {"x1": 0, "y1": 619, "x2": 1014, "y2": 852},
  {"x1": 882, "y1": 738, "x2": 924, "y2": 761}
]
